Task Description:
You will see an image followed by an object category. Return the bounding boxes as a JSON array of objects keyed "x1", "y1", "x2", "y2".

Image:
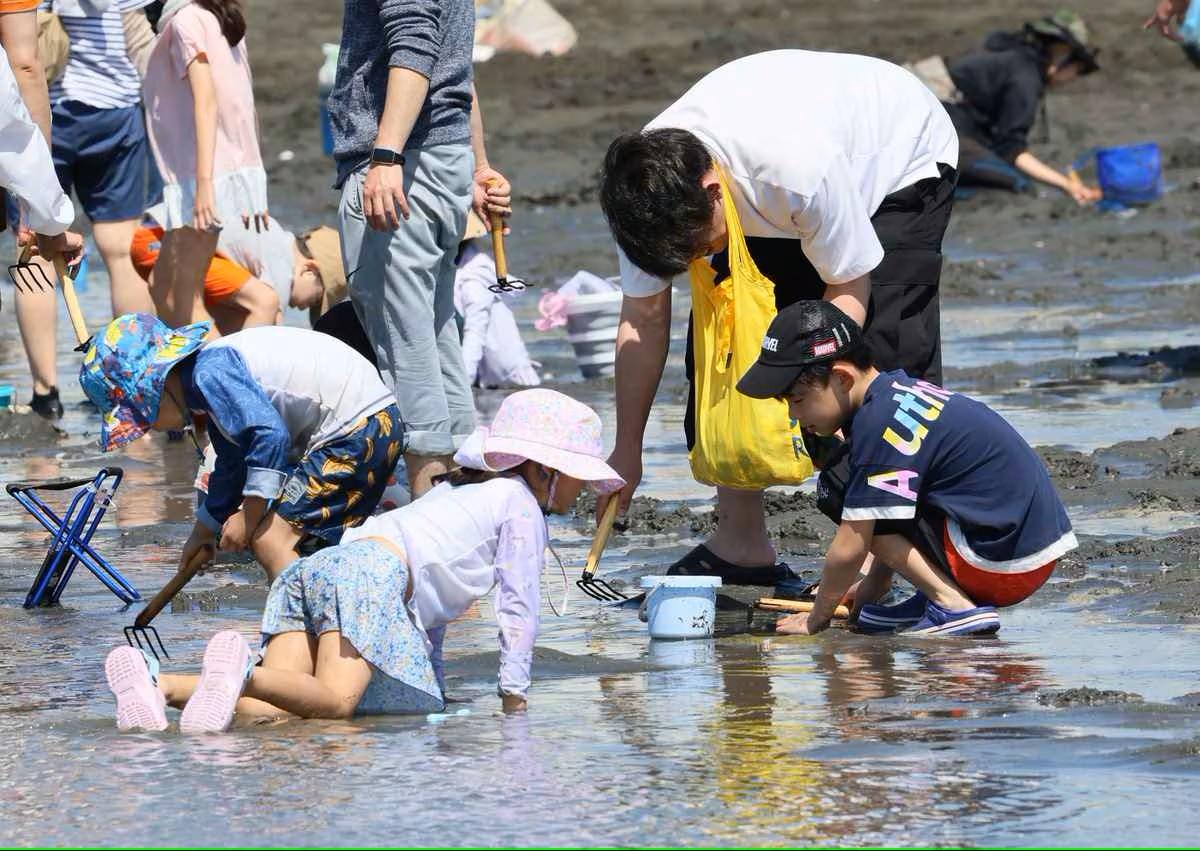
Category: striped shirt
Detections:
[{"x1": 42, "y1": 0, "x2": 152, "y2": 109}]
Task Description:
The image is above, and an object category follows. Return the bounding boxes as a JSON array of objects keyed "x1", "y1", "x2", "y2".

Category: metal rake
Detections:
[
  {"x1": 124, "y1": 543, "x2": 215, "y2": 659},
  {"x1": 7, "y1": 245, "x2": 92, "y2": 349},
  {"x1": 487, "y1": 210, "x2": 527, "y2": 294},
  {"x1": 577, "y1": 497, "x2": 628, "y2": 602}
]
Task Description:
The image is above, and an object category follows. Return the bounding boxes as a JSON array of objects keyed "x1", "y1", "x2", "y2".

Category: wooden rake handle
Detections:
[
  {"x1": 583, "y1": 497, "x2": 621, "y2": 578},
  {"x1": 755, "y1": 597, "x2": 851, "y2": 620},
  {"x1": 50, "y1": 253, "x2": 89, "y2": 347},
  {"x1": 133, "y1": 543, "x2": 215, "y2": 628},
  {"x1": 489, "y1": 210, "x2": 508, "y2": 281}
]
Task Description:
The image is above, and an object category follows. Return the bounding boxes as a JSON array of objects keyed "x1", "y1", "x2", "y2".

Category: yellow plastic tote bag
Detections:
[{"x1": 687, "y1": 168, "x2": 813, "y2": 489}]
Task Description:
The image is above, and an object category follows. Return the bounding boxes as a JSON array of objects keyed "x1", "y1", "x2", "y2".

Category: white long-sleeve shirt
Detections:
[
  {"x1": 0, "y1": 46, "x2": 74, "y2": 234},
  {"x1": 341, "y1": 476, "x2": 546, "y2": 699},
  {"x1": 454, "y1": 245, "x2": 541, "y2": 388}
]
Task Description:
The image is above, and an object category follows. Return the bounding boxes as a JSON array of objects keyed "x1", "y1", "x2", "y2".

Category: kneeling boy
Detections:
[
  {"x1": 738, "y1": 301, "x2": 1076, "y2": 636},
  {"x1": 80, "y1": 314, "x2": 403, "y2": 581}
]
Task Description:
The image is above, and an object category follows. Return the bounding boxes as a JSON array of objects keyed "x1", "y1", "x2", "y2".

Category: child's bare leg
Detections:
[
  {"x1": 159, "y1": 673, "x2": 289, "y2": 720},
  {"x1": 153, "y1": 227, "x2": 218, "y2": 328},
  {"x1": 850, "y1": 557, "x2": 895, "y2": 616},
  {"x1": 242, "y1": 631, "x2": 372, "y2": 719},
  {"x1": 160, "y1": 630, "x2": 316, "y2": 716},
  {"x1": 871, "y1": 534, "x2": 975, "y2": 611},
  {"x1": 250, "y1": 513, "x2": 304, "y2": 582}
]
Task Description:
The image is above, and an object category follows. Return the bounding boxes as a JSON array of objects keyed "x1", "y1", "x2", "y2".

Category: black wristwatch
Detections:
[{"x1": 370, "y1": 147, "x2": 405, "y2": 167}]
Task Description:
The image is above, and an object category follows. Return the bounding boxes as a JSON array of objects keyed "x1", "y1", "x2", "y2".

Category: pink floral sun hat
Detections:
[{"x1": 454, "y1": 389, "x2": 625, "y2": 494}]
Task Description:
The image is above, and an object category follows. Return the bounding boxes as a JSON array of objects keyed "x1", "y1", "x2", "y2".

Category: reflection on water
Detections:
[{"x1": 4, "y1": 251, "x2": 1200, "y2": 846}]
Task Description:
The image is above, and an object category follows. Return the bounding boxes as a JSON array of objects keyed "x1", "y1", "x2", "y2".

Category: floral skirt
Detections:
[{"x1": 261, "y1": 539, "x2": 444, "y2": 715}]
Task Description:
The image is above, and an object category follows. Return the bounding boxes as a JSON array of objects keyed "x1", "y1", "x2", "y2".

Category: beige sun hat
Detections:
[{"x1": 298, "y1": 226, "x2": 347, "y2": 326}]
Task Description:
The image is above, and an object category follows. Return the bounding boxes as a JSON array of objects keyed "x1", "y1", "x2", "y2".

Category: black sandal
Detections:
[{"x1": 666, "y1": 544, "x2": 793, "y2": 587}]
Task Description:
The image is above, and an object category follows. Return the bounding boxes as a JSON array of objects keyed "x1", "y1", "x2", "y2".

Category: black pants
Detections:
[{"x1": 684, "y1": 163, "x2": 958, "y2": 452}]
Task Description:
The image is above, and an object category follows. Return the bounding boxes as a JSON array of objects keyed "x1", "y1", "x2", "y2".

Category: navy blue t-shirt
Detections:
[{"x1": 842, "y1": 370, "x2": 1076, "y2": 568}]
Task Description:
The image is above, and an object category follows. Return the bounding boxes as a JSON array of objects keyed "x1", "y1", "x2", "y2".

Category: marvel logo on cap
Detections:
[
  {"x1": 762, "y1": 335, "x2": 780, "y2": 353},
  {"x1": 811, "y1": 338, "x2": 838, "y2": 357}
]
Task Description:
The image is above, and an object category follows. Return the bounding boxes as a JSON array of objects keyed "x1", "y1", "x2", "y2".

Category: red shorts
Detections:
[
  {"x1": 943, "y1": 523, "x2": 1056, "y2": 608},
  {"x1": 130, "y1": 226, "x2": 253, "y2": 308}
]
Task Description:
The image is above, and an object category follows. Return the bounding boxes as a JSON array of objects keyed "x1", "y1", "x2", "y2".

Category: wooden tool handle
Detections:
[
  {"x1": 755, "y1": 597, "x2": 851, "y2": 620},
  {"x1": 50, "y1": 254, "x2": 89, "y2": 347},
  {"x1": 583, "y1": 497, "x2": 621, "y2": 577},
  {"x1": 489, "y1": 211, "x2": 508, "y2": 281},
  {"x1": 133, "y1": 544, "x2": 214, "y2": 627}
]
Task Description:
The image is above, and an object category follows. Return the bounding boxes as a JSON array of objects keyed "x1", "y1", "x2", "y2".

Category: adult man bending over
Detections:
[{"x1": 598, "y1": 50, "x2": 958, "y2": 584}]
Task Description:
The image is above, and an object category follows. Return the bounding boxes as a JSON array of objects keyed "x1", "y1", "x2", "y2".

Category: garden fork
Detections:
[
  {"x1": 576, "y1": 496, "x2": 628, "y2": 602},
  {"x1": 487, "y1": 209, "x2": 527, "y2": 294},
  {"x1": 124, "y1": 543, "x2": 215, "y2": 659},
  {"x1": 8, "y1": 245, "x2": 92, "y2": 349}
]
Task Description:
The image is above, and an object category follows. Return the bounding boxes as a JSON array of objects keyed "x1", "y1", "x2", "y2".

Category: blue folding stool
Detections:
[{"x1": 7, "y1": 466, "x2": 139, "y2": 607}]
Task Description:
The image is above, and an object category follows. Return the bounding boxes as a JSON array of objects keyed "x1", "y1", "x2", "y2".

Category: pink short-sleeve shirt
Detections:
[{"x1": 143, "y1": 4, "x2": 265, "y2": 224}]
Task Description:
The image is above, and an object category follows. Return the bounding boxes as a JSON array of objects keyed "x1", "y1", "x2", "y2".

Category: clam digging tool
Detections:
[
  {"x1": 7, "y1": 246, "x2": 92, "y2": 350},
  {"x1": 487, "y1": 210, "x2": 527, "y2": 294},
  {"x1": 753, "y1": 597, "x2": 851, "y2": 620},
  {"x1": 577, "y1": 497, "x2": 628, "y2": 602},
  {"x1": 124, "y1": 543, "x2": 215, "y2": 659}
]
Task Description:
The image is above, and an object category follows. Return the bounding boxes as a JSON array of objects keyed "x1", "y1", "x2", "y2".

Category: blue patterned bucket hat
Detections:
[{"x1": 79, "y1": 312, "x2": 212, "y2": 451}]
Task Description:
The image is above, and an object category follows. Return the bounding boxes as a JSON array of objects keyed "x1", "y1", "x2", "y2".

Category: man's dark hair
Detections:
[{"x1": 599, "y1": 128, "x2": 714, "y2": 279}]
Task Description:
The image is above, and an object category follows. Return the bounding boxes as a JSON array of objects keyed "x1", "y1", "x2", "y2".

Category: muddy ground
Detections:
[{"x1": 258, "y1": 0, "x2": 1200, "y2": 282}]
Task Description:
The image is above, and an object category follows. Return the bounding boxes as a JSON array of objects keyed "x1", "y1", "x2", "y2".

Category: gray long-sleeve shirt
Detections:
[{"x1": 330, "y1": 0, "x2": 474, "y2": 188}]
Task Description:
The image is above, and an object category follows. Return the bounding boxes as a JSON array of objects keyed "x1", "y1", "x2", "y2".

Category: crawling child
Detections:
[
  {"x1": 101, "y1": 389, "x2": 624, "y2": 731},
  {"x1": 79, "y1": 313, "x2": 402, "y2": 582},
  {"x1": 738, "y1": 301, "x2": 1077, "y2": 636}
]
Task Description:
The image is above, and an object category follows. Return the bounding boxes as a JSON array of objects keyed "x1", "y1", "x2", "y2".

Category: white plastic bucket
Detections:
[
  {"x1": 566, "y1": 290, "x2": 622, "y2": 378},
  {"x1": 638, "y1": 575, "x2": 722, "y2": 640}
]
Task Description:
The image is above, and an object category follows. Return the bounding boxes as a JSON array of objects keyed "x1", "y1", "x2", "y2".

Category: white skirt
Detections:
[{"x1": 157, "y1": 166, "x2": 269, "y2": 232}]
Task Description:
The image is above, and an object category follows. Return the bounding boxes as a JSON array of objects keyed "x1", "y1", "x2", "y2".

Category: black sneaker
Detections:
[{"x1": 30, "y1": 387, "x2": 63, "y2": 421}]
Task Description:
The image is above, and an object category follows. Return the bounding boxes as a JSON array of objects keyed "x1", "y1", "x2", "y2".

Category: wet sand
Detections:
[{"x1": 2, "y1": 0, "x2": 1200, "y2": 845}]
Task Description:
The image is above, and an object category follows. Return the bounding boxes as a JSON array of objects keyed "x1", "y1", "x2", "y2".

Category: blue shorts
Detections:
[
  {"x1": 51, "y1": 101, "x2": 154, "y2": 222},
  {"x1": 275, "y1": 404, "x2": 404, "y2": 544}
]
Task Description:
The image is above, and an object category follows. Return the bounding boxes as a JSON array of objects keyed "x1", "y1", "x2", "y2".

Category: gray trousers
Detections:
[{"x1": 338, "y1": 144, "x2": 476, "y2": 456}]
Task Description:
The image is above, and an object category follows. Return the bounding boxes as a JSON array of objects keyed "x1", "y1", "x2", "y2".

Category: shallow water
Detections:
[{"x1": 2, "y1": 223, "x2": 1200, "y2": 846}]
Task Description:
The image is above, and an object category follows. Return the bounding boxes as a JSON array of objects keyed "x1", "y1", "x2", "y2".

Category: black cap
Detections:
[{"x1": 736, "y1": 301, "x2": 864, "y2": 399}]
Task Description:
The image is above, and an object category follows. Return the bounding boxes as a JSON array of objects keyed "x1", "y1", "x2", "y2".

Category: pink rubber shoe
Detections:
[
  {"x1": 105, "y1": 646, "x2": 168, "y2": 732},
  {"x1": 180, "y1": 630, "x2": 252, "y2": 733}
]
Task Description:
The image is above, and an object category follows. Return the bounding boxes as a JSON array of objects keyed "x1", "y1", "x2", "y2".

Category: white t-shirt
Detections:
[
  {"x1": 217, "y1": 218, "x2": 296, "y2": 310},
  {"x1": 342, "y1": 477, "x2": 546, "y2": 698},
  {"x1": 204, "y1": 325, "x2": 393, "y2": 454},
  {"x1": 619, "y1": 50, "x2": 959, "y2": 297}
]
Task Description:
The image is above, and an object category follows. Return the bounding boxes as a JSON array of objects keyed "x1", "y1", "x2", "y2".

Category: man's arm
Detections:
[
  {"x1": 601, "y1": 287, "x2": 673, "y2": 516},
  {"x1": 363, "y1": 66, "x2": 429, "y2": 231},
  {"x1": 0, "y1": 11, "x2": 49, "y2": 143},
  {"x1": 0, "y1": 46, "x2": 73, "y2": 236},
  {"x1": 823, "y1": 273, "x2": 869, "y2": 328},
  {"x1": 468, "y1": 82, "x2": 511, "y2": 225}
]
